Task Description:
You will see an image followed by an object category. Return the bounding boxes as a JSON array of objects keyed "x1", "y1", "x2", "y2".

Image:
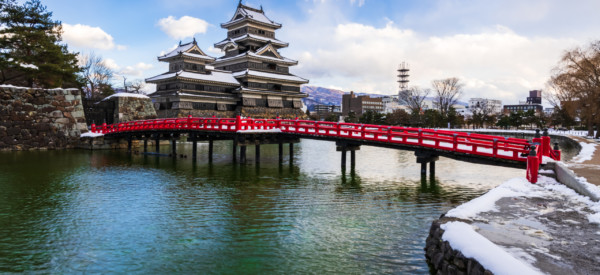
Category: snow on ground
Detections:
[
  {"x1": 445, "y1": 178, "x2": 549, "y2": 220},
  {"x1": 102, "y1": 92, "x2": 149, "y2": 100},
  {"x1": 448, "y1": 175, "x2": 600, "y2": 224},
  {"x1": 570, "y1": 141, "x2": 597, "y2": 163},
  {"x1": 81, "y1": 132, "x2": 104, "y2": 138},
  {"x1": 441, "y1": 221, "x2": 543, "y2": 275},
  {"x1": 442, "y1": 175, "x2": 600, "y2": 273}
]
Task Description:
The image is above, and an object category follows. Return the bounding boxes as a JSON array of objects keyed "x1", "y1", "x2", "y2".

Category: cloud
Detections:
[
  {"x1": 282, "y1": 6, "x2": 578, "y2": 105},
  {"x1": 62, "y1": 23, "x2": 126, "y2": 50},
  {"x1": 157, "y1": 16, "x2": 209, "y2": 39},
  {"x1": 119, "y1": 62, "x2": 155, "y2": 77}
]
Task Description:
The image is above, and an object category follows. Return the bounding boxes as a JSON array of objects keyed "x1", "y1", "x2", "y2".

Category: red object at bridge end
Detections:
[{"x1": 526, "y1": 146, "x2": 539, "y2": 183}]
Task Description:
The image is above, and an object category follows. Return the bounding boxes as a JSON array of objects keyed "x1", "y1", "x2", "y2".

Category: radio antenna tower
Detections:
[{"x1": 397, "y1": 62, "x2": 410, "y2": 96}]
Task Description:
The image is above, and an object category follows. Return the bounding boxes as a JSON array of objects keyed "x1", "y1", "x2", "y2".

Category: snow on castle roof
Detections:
[
  {"x1": 222, "y1": 4, "x2": 281, "y2": 28},
  {"x1": 146, "y1": 70, "x2": 240, "y2": 86},
  {"x1": 214, "y1": 34, "x2": 288, "y2": 48},
  {"x1": 232, "y1": 69, "x2": 308, "y2": 83}
]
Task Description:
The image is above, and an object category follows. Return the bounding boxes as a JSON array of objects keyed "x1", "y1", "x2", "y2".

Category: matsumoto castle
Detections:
[{"x1": 146, "y1": 2, "x2": 309, "y2": 118}]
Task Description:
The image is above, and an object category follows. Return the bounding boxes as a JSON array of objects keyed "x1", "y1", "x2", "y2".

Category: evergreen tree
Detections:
[{"x1": 0, "y1": 0, "x2": 81, "y2": 87}]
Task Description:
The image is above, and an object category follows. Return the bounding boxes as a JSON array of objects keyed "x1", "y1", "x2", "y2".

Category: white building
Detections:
[
  {"x1": 382, "y1": 95, "x2": 411, "y2": 113},
  {"x1": 468, "y1": 98, "x2": 502, "y2": 114}
]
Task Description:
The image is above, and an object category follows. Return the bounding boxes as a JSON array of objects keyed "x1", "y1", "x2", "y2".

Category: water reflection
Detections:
[{"x1": 0, "y1": 139, "x2": 532, "y2": 274}]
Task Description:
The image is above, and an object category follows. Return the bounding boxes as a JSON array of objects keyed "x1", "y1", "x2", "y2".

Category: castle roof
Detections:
[
  {"x1": 215, "y1": 51, "x2": 298, "y2": 65},
  {"x1": 158, "y1": 40, "x2": 215, "y2": 62},
  {"x1": 214, "y1": 34, "x2": 288, "y2": 49},
  {"x1": 232, "y1": 69, "x2": 308, "y2": 84},
  {"x1": 146, "y1": 70, "x2": 239, "y2": 86},
  {"x1": 221, "y1": 3, "x2": 281, "y2": 29}
]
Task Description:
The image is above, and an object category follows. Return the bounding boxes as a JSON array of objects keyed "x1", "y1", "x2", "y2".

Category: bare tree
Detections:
[
  {"x1": 399, "y1": 86, "x2": 430, "y2": 115},
  {"x1": 549, "y1": 40, "x2": 600, "y2": 137},
  {"x1": 470, "y1": 99, "x2": 497, "y2": 128},
  {"x1": 432, "y1": 77, "x2": 463, "y2": 118},
  {"x1": 128, "y1": 79, "x2": 146, "y2": 94},
  {"x1": 78, "y1": 52, "x2": 114, "y2": 99}
]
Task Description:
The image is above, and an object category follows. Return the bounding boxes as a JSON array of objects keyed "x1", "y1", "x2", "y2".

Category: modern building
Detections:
[
  {"x1": 341, "y1": 91, "x2": 384, "y2": 116},
  {"x1": 146, "y1": 2, "x2": 308, "y2": 118},
  {"x1": 313, "y1": 104, "x2": 341, "y2": 120},
  {"x1": 503, "y1": 90, "x2": 543, "y2": 114}
]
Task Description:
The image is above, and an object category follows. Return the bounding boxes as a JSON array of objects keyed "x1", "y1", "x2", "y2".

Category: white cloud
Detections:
[
  {"x1": 283, "y1": 11, "x2": 578, "y2": 105},
  {"x1": 157, "y1": 16, "x2": 209, "y2": 39},
  {"x1": 62, "y1": 23, "x2": 126, "y2": 50},
  {"x1": 104, "y1": 58, "x2": 120, "y2": 70},
  {"x1": 206, "y1": 46, "x2": 222, "y2": 56},
  {"x1": 119, "y1": 62, "x2": 155, "y2": 77}
]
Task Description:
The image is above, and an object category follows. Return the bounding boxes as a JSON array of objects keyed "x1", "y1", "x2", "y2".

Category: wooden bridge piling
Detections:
[
  {"x1": 208, "y1": 138, "x2": 214, "y2": 162},
  {"x1": 155, "y1": 134, "x2": 160, "y2": 153},
  {"x1": 255, "y1": 144, "x2": 261, "y2": 163},
  {"x1": 143, "y1": 138, "x2": 148, "y2": 153},
  {"x1": 240, "y1": 145, "x2": 247, "y2": 163},
  {"x1": 232, "y1": 140, "x2": 237, "y2": 162}
]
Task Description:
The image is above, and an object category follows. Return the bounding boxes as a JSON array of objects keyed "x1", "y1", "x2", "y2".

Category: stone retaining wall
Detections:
[
  {"x1": 0, "y1": 86, "x2": 87, "y2": 150},
  {"x1": 104, "y1": 95, "x2": 157, "y2": 123},
  {"x1": 425, "y1": 219, "x2": 493, "y2": 275}
]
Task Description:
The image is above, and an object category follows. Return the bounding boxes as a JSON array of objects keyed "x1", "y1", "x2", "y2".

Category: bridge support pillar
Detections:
[
  {"x1": 240, "y1": 146, "x2": 247, "y2": 163},
  {"x1": 127, "y1": 136, "x2": 132, "y2": 153},
  {"x1": 155, "y1": 135, "x2": 160, "y2": 153},
  {"x1": 341, "y1": 148, "x2": 347, "y2": 169},
  {"x1": 337, "y1": 142, "x2": 360, "y2": 170},
  {"x1": 279, "y1": 142, "x2": 283, "y2": 163},
  {"x1": 143, "y1": 138, "x2": 148, "y2": 153},
  {"x1": 289, "y1": 143, "x2": 294, "y2": 164},
  {"x1": 415, "y1": 150, "x2": 439, "y2": 177},
  {"x1": 255, "y1": 144, "x2": 261, "y2": 163},
  {"x1": 171, "y1": 139, "x2": 177, "y2": 157},
  {"x1": 232, "y1": 140, "x2": 237, "y2": 162},
  {"x1": 208, "y1": 138, "x2": 213, "y2": 162},
  {"x1": 192, "y1": 141, "x2": 197, "y2": 161}
]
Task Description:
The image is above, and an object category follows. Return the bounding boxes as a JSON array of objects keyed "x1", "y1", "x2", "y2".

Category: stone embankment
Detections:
[
  {"x1": 425, "y1": 134, "x2": 600, "y2": 275},
  {"x1": 0, "y1": 86, "x2": 88, "y2": 150}
]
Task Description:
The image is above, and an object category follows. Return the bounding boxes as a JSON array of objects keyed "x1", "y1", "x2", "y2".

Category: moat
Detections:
[{"x1": 0, "y1": 139, "x2": 527, "y2": 274}]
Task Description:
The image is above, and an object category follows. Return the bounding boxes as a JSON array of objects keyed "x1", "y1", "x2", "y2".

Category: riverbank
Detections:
[{"x1": 425, "y1": 134, "x2": 600, "y2": 274}]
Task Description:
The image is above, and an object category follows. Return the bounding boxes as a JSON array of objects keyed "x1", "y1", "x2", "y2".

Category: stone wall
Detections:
[
  {"x1": 156, "y1": 109, "x2": 236, "y2": 119},
  {"x1": 425, "y1": 219, "x2": 493, "y2": 275},
  {"x1": 240, "y1": 107, "x2": 307, "y2": 119},
  {"x1": 0, "y1": 86, "x2": 88, "y2": 150},
  {"x1": 103, "y1": 94, "x2": 157, "y2": 123}
]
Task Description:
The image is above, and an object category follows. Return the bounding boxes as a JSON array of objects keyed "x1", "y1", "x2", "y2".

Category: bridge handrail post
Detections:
[
  {"x1": 418, "y1": 129, "x2": 423, "y2": 145},
  {"x1": 542, "y1": 128, "x2": 551, "y2": 157},
  {"x1": 102, "y1": 123, "x2": 107, "y2": 134},
  {"x1": 452, "y1": 134, "x2": 458, "y2": 151},
  {"x1": 526, "y1": 145, "x2": 539, "y2": 183},
  {"x1": 493, "y1": 138, "x2": 498, "y2": 157}
]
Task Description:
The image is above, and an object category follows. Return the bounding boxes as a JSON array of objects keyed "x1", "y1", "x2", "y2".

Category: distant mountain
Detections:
[{"x1": 301, "y1": 85, "x2": 388, "y2": 111}]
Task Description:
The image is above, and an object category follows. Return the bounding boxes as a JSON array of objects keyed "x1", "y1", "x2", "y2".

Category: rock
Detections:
[{"x1": 49, "y1": 110, "x2": 63, "y2": 118}]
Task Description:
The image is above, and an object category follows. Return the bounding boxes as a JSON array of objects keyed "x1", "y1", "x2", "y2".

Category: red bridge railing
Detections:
[{"x1": 90, "y1": 116, "x2": 560, "y2": 183}]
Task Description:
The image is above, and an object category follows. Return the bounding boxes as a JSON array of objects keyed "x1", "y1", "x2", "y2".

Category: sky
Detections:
[{"x1": 39, "y1": 0, "x2": 600, "y2": 106}]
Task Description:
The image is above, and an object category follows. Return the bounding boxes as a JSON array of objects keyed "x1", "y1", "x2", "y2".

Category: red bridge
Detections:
[{"x1": 90, "y1": 116, "x2": 561, "y2": 183}]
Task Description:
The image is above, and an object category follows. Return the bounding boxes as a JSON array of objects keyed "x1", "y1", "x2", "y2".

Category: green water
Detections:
[{"x1": 0, "y1": 139, "x2": 524, "y2": 274}]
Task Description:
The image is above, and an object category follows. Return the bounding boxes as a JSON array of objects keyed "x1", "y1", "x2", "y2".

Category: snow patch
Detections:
[
  {"x1": 441, "y1": 221, "x2": 543, "y2": 275},
  {"x1": 102, "y1": 92, "x2": 149, "y2": 101},
  {"x1": 81, "y1": 132, "x2": 104, "y2": 138},
  {"x1": 571, "y1": 141, "x2": 597, "y2": 163}
]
